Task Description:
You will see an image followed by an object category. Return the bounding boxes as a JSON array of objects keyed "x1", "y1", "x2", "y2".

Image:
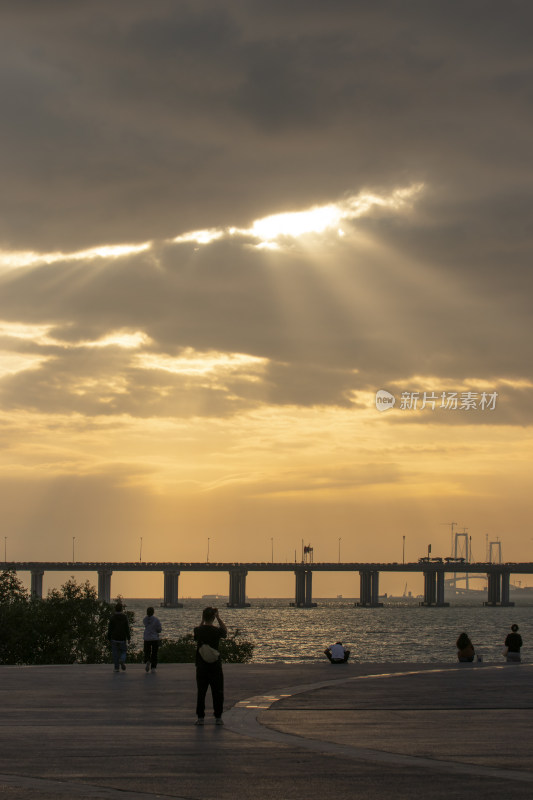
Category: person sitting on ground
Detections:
[
  {"x1": 504, "y1": 623, "x2": 522, "y2": 663},
  {"x1": 456, "y1": 632, "x2": 475, "y2": 663},
  {"x1": 324, "y1": 641, "x2": 350, "y2": 663}
]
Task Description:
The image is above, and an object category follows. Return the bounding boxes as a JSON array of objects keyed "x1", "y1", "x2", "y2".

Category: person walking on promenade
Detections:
[
  {"x1": 143, "y1": 606, "x2": 162, "y2": 672},
  {"x1": 107, "y1": 602, "x2": 131, "y2": 672},
  {"x1": 504, "y1": 623, "x2": 522, "y2": 663},
  {"x1": 456, "y1": 632, "x2": 475, "y2": 662},
  {"x1": 324, "y1": 641, "x2": 350, "y2": 663},
  {"x1": 194, "y1": 606, "x2": 227, "y2": 725}
]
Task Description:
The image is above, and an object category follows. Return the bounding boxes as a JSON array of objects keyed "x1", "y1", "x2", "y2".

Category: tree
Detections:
[
  {"x1": 31, "y1": 578, "x2": 115, "y2": 664},
  {"x1": 0, "y1": 568, "x2": 28, "y2": 603},
  {"x1": 0, "y1": 572, "x2": 117, "y2": 665},
  {"x1": 133, "y1": 630, "x2": 254, "y2": 664},
  {"x1": 0, "y1": 570, "x2": 32, "y2": 664}
]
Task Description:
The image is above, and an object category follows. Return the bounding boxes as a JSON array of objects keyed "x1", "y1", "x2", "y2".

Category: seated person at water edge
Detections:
[
  {"x1": 456, "y1": 632, "x2": 475, "y2": 663},
  {"x1": 324, "y1": 641, "x2": 350, "y2": 663},
  {"x1": 504, "y1": 624, "x2": 522, "y2": 663}
]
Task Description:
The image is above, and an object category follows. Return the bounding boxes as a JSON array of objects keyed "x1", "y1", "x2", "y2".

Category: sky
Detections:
[{"x1": 1, "y1": 1, "x2": 532, "y2": 599}]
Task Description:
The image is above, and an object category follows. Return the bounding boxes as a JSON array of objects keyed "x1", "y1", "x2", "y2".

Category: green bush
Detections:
[
  {"x1": 0, "y1": 570, "x2": 119, "y2": 665},
  {"x1": 134, "y1": 630, "x2": 254, "y2": 664},
  {"x1": 0, "y1": 570, "x2": 254, "y2": 665}
]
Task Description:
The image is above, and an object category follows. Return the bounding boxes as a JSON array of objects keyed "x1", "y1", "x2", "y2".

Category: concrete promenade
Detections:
[{"x1": 1, "y1": 661, "x2": 532, "y2": 799}]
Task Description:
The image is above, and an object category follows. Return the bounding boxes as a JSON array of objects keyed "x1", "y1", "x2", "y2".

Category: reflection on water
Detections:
[{"x1": 125, "y1": 598, "x2": 532, "y2": 664}]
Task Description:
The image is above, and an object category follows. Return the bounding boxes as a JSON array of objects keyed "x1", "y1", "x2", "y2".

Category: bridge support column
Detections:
[
  {"x1": 501, "y1": 571, "x2": 512, "y2": 605},
  {"x1": 484, "y1": 571, "x2": 514, "y2": 607},
  {"x1": 420, "y1": 570, "x2": 449, "y2": 607},
  {"x1": 436, "y1": 570, "x2": 446, "y2": 605},
  {"x1": 294, "y1": 570, "x2": 305, "y2": 606},
  {"x1": 31, "y1": 570, "x2": 44, "y2": 599},
  {"x1": 305, "y1": 569, "x2": 313, "y2": 606},
  {"x1": 356, "y1": 570, "x2": 383, "y2": 607},
  {"x1": 290, "y1": 569, "x2": 317, "y2": 607},
  {"x1": 97, "y1": 569, "x2": 112, "y2": 604},
  {"x1": 162, "y1": 570, "x2": 183, "y2": 608},
  {"x1": 227, "y1": 569, "x2": 250, "y2": 608}
]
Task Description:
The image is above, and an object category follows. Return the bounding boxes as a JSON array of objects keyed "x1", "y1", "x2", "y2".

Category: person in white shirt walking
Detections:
[{"x1": 143, "y1": 606, "x2": 162, "y2": 671}]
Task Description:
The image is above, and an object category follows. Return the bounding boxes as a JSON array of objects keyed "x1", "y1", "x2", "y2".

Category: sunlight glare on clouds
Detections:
[
  {"x1": 0, "y1": 322, "x2": 151, "y2": 351},
  {"x1": 136, "y1": 349, "x2": 267, "y2": 376},
  {"x1": 250, "y1": 203, "x2": 342, "y2": 240},
  {"x1": 0, "y1": 241, "x2": 152, "y2": 271},
  {"x1": 0, "y1": 351, "x2": 49, "y2": 378},
  {"x1": 172, "y1": 229, "x2": 224, "y2": 245},
  {"x1": 0, "y1": 322, "x2": 56, "y2": 344},
  {"x1": 82, "y1": 331, "x2": 151, "y2": 349},
  {"x1": 0, "y1": 185, "x2": 423, "y2": 273},
  {"x1": 247, "y1": 184, "x2": 424, "y2": 244},
  {"x1": 170, "y1": 184, "x2": 424, "y2": 251}
]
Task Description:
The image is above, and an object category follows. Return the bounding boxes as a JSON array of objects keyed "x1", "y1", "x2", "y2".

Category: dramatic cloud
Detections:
[{"x1": 1, "y1": 2, "x2": 532, "y2": 590}]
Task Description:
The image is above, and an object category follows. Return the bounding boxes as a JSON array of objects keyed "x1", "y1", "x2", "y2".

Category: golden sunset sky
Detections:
[{"x1": 1, "y1": 2, "x2": 532, "y2": 598}]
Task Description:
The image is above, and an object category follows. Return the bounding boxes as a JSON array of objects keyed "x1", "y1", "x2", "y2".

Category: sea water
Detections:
[{"x1": 125, "y1": 598, "x2": 532, "y2": 664}]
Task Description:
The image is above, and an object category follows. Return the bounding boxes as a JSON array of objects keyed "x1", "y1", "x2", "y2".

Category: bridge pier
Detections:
[
  {"x1": 484, "y1": 570, "x2": 514, "y2": 607},
  {"x1": 97, "y1": 569, "x2": 113, "y2": 604},
  {"x1": 162, "y1": 570, "x2": 183, "y2": 608},
  {"x1": 290, "y1": 569, "x2": 317, "y2": 607},
  {"x1": 31, "y1": 570, "x2": 44, "y2": 599},
  {"x1": 420, "y1": 570, "x2": 449, "y2": 607},
  {"x1": 356, "y1": 570, "x2": 383, "y2": 607},
  {"x1": 227, "y1": 568, "x2": 250, "y2": 608}
]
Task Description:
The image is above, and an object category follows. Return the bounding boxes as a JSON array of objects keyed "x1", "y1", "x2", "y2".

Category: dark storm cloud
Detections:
[{"x1": 1, "y1": 1, "x2": 532, "y2": 249}]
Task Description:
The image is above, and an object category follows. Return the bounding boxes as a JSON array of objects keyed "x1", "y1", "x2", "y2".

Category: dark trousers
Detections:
[
  {"x1": 111, "y1": 640, "x2": 127, "y2": 668},
  {"x1": 196, "y1": 661, "x2": 224, "y2": 719},
  {"x1": 144, "y1": 640, "x2": 160, "y2": 668}
]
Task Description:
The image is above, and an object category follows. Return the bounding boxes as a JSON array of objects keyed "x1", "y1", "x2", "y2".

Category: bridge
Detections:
[{"x1": 5, "y1": 560, "x2": 533, "y2": 608}]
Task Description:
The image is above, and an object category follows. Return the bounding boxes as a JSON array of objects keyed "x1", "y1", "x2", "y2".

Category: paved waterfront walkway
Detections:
[{"x1": 1, "y1": 661, "x2": 532, "y2": 799}]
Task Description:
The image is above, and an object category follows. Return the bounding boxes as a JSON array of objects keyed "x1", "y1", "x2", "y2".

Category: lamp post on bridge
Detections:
[
  {"x1": 338, "y1": 537, "x2": 341, "y2": 563},
  {"x1": 271, "y1": 537, "x2": 274, "y2": 564},
  {"x1": 72, "y1": 537, "x2": 76, "y2": 563},
  {"x1": 4, "y1": 536, "x2": 7, "y2": 563},
  {"x1": 402, "y1": 535, "x2": 405, "y2": 564},
  {"x1": 207, "y1": 538, "x2": 210, "y2": 563},
  {"x1": 139, "y1": 537, "x2": 143, "y2": 562}
]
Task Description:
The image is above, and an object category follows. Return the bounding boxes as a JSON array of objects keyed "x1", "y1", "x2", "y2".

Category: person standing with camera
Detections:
[{"x1": 193, "y1": 606, "x2": 227, "y2": 725}]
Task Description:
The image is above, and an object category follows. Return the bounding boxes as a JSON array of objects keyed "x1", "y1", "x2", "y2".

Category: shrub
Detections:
[{"x1": 134, "y1": 630, "x2": 254, "y2": 664}]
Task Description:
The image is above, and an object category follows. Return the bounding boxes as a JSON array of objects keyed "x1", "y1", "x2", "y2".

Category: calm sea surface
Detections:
[{"x1": 125, "y1": 598, "x2": 532, "y2": 664}]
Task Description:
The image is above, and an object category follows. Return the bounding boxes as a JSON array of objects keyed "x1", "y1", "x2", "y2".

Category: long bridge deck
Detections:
[
  {"x1": 7, "y1": 560, "x2": 533, "y2": 572},
  {"x1": 5, "y1": 560, "x2": 532, "y2": 608}
]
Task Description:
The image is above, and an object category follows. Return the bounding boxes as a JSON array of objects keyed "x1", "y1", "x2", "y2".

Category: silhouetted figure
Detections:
[
  {"x1": 194, "y1": 607, "x2": 227, "y2": 724},
  {"x1": 504, "y1": 623, "x2": 522, "y2": 663},
  {"x1": 107, "y1": 602, "x2": 131, "y2": 672},
  {"x1": 143, "y1": 606, "x2": 162, "y2": 672},
  {"x1": 324, "y1": 641, "x2": 350, "y2": 663},
  {"x1": 456, "y1": 632, "x2": 475, "y2": 662}
]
